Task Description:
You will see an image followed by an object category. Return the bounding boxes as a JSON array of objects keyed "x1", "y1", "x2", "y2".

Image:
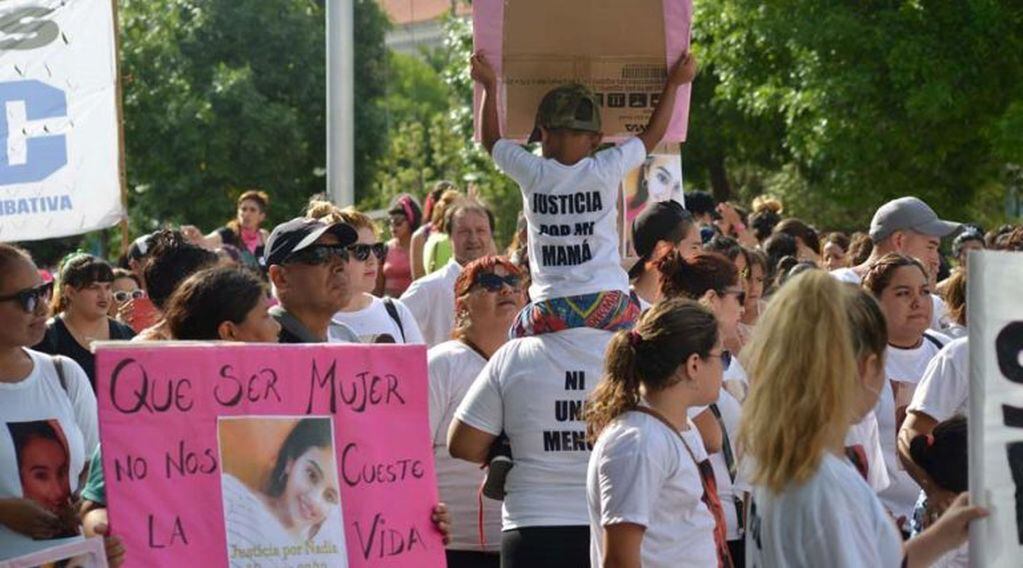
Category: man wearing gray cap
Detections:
[{"x1": 832, "y1": 197, "x2": 961, "y2": 286}]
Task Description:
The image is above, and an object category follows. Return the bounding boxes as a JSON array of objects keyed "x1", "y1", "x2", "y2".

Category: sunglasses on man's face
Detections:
[
  {"x1": 113, "y1": 289, "x2": 146, "y2": 303},
  {"x1": 0, "y1": 281, "x2": 53, "y2": 313},
  {"x1": 347, "y1": 243, "x2": 387, "y2": 262},
  {"x1": 473, "y1": 273, "x2": 521, "y2": 293},
  {"x1": 285, "y1": 244, "x2": 349, "y2": 266}
]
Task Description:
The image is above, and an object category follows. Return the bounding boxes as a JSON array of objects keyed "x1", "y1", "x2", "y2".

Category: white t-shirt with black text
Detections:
[
  {"x1": 747, "y1": 453, "x2": 903, "y2": 568},
  {"x1": 908, "y1": 336, "x2": 969, "y2": 422},
  {"x1": 454, "y1": 328, "x2": 613, "y2": 529},
  {"x1": 493, "y1": 138, "x2": 647, "y2": 301},
  {"x1": 0, "y1": 350, "x2": 98, "y2": 560},
  {"x1": 427, "y1": 341, "x2": 501, "y2": 551},
  {"x1": 331, "y1": 295, "x2": 425, "y2": 344},
  {"x1": 588, "y1": 411, "x2": 716, "y2": 568}
]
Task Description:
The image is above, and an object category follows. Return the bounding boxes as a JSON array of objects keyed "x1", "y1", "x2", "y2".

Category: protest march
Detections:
[{"x1": 1, "y1": 0, "x2": 1022, "y2": 567}]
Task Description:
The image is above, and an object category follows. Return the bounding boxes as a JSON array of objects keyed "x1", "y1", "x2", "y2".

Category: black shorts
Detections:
[
  {"x1": 501, "y1": 525, "x2": 589, "y2": 568},
  {"x1": 446, "y1": 549, "x2": 501, "y2": 568}
]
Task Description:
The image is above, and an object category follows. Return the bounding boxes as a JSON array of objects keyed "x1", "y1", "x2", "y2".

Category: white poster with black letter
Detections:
[
  {"x1": 968, "y1": 251, "x2": 1023, "y2": 567},
  {"x1": 0, "y1": 0, "x2": 123, "y2": 241}
]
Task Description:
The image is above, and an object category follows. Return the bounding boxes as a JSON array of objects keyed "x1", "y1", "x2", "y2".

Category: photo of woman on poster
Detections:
[
  {"x1": 219, "y1": 417, "x2": 346, "y2": 568},
  {"x1": 7, "y1": 420, "x2": 78, "y2": 539},
  {"x1": 625, "y1": 154, "x2": 684, "y2": 224}
]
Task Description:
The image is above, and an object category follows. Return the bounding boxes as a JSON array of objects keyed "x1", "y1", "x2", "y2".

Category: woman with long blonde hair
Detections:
[{"x1": 740, "y1": 271, "x2": 984, "y2": 567}]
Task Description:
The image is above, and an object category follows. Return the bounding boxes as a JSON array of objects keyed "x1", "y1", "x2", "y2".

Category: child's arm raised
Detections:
[
  {"x1": 637, "y1": 52, "x2": 698, "y2": 154},
  {"x1": 471, "y1": 52, "x2": 501, "y2": 155}
]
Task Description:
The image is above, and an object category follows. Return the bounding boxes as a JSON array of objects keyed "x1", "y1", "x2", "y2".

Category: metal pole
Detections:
[{"x1": 326, "y1": 0, "x2": 355, "y2": 207}]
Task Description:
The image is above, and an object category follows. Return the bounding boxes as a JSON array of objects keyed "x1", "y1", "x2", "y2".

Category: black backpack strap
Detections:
[
  {"x1": 382, "y1": 298, "x2": 406, "y2": 342},
  {"x1": 923, "y1": 332, "x2": 946, "y2": 350},
  {"x1": 269, "y1": 306, "x2": 321, "y2": 343},
  {"x1": 51, "y1": 355, "x2": 69, "y2": 395}
]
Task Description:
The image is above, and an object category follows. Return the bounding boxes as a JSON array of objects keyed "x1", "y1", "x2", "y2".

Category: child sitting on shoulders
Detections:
[{"x1": 471, "y1": 51, "x2": 697, "y2": 336}]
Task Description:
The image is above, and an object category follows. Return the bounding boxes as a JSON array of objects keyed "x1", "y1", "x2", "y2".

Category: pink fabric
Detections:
[
  {"x1": 239, "y1": 227, "x2": 262, "y2": 254},
  {"x1": 383, "y1": 238, "x2": 413, "y2": 297}
]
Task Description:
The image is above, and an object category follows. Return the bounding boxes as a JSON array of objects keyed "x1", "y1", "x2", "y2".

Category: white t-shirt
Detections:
[
  {"x1": 330, "y1": 295, "x2": 424, "y2": 344},
  {"x1": 908, "y1": 336, "x2": 969, "y2": 422},
  {"x1": 746, "y1": 453, "x2": 903, "y2": 568},
  {"x1": 830, "y1": 267, "x2": 862, "y2": 285},
  {"x1": 454, "y1": 328, "x2": 613, "y2": 529},
  {"x1": 588, "y1": 411, "x2": 716, "y2": 568},
  {"x1": 427, "y1": 341, "x2": 501, "y2": 551},
  {"x1": 709, "y1": 388, "x2": 744, "y2": 540},
  {"x1": 722, "y1": 357, "x2": 750, "y2": 404},
  {"x1": 493, "y1": 138, "x2": 647, "y2": 301},
  {"x1": 400, "y1": 259, "x2": 461, "y2": 347},
  {"x1": 875, "y1": 332, "x2": 947, "y2": 525},
  {"x1": 845, "y1": 413, "x2": 890, "y2": 493},
  {"x1": 0, "y1": 349, "x2": 98, "y2": 560}
]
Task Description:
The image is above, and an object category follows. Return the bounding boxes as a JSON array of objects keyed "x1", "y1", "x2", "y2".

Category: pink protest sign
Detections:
[
  {"x1": 94, "y1": 343, "x2": 443, "y2": 568},
  {"x1": 473, "y1": 0, "x2": 693, "y2": 143}
]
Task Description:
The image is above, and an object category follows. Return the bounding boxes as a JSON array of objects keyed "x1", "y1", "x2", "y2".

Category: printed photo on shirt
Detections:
[
  {"x1": 217, "y1": 416, "x2": 347, "y2": 568},
  {"x1": 6, "y1": 419, "x2": 78, "y2": 539},
  {"x1": 3, "y1": 535, "x2": 108, "y2": 568}
]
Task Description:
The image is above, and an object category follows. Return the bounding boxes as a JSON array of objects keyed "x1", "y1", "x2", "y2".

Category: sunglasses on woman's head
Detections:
[
  {"x1": 284, "y1": 244, "x2": 349, "y2": 265},
  {"x1": 473, "y1": 273, "x2": 521, "y2": 293},
  {"x1": 113, "y1": 289, "x2": 146, "y2": 303},
  {"x1": 0, "y1": 281, "x2": 53, "y2": 313},
  {"x1": 347, "y1": 243, "x2": 387, "y2": 262}
]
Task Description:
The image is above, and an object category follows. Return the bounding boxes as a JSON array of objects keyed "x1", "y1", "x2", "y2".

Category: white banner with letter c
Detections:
[{"x1": 0, "y1": 0, "x2": 122, "y2": 242}]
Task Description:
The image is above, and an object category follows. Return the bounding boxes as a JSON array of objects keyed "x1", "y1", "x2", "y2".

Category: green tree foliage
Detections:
[
  {"x1": 694, "y1": 0, "x2": 1023, "y2": 228},
  {"x1": 119, "y1": 0, "x2": 390, "y2": 233},
  {"x1": 367, "y1": 14, "x2": 521, "y2": 244}
]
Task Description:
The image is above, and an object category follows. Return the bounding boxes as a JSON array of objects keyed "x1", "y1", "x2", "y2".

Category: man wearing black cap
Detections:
[
  {"x1": 263, "y1": 217, "x2": 360, "y2": 343},
  {"x1": 628, "y1": 200, "x2": 700, "y2": 309}
]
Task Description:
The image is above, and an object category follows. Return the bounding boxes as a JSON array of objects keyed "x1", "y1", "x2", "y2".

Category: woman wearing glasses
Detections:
[
  {"x1": 656, "y1": 250, "x2": 747, "y2": 561},
  {"x1": 107, "y1": 269, "x2": 144, "y2": 320},
  {"x1": 34, "y1": 254, "x2": 135, "y2": 390},
  {"x1": 382, "y1": 194, "x2": 422, "y2": 298},
  {"x1": 0, "y1": 244, "x2": 122, "y2": 563},
  {"x1": 428, "y1": 256, "x2": 525, "y2": 568},
  {"x1": 307, "y1": 204, "x2": 425, "y2": 344}
]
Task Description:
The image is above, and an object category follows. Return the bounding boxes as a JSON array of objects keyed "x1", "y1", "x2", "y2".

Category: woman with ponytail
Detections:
[
  {"x1": 656, "y1": 251, "x2": 748, "y2": 560},
  {"x1": 586, "y1": 299, "x2": 732, "y2": 568},
  {"x1": 741, "y1": 271, "x2": 984, "y2": 567}
]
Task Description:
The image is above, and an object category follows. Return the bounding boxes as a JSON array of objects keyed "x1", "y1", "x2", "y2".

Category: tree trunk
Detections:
[{"x1": 708, "y1": 155, "x2": 732, "y2": 203}]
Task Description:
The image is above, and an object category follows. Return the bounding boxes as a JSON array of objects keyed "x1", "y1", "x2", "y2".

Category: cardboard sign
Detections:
[
  {"x1": 473, "y1": 0, "x2": 693, "y2": 143},
  {"x1": 968, "y1": 251, "x2": 1023, "y2": 567},
  {"x1": 95, "y1": 343, "x2": 444, "y2": 568},
  {"x1": 1, "y1": 537, "x2": 107, "y2": 568},
  {"x1": 0, "y1": 0, "x2": 124, "y2": 241}
]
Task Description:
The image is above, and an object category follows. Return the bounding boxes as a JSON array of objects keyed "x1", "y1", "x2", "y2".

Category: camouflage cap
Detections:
[{"x1": 527, "y1": 83, "x2": 602, "y2": 143}]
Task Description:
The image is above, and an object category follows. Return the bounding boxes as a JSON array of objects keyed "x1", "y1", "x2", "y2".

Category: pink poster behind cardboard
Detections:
[
  {"x1": 473, "y1": 0, "x2": 693, "y2": 143},
  {"x1": 95, "y1": 343, "x2": 443, "y2": 568}
]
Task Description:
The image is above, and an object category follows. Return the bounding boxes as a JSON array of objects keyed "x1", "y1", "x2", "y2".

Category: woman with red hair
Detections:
[{"x1": 428, "y1": 256, "x2": 525, "y2": 567}]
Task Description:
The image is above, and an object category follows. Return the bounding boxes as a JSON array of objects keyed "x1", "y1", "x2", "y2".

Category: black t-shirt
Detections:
[{"x1": 34, "y1": 317, "x2": 136, "y2": 390}]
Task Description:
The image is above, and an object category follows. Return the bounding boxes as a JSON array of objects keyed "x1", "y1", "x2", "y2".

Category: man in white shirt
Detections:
[
  {"x1": 401, "y1": 201, "x2": 493, "y2": 346},
  {"x1": 830, "y1": 196, "x2": 960, "y2": 334},
  {"x1": 831, "y1": 196, "x2": 960, "y2": 286}
]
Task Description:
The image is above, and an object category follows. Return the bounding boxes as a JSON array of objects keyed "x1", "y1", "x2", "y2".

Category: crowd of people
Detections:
[{"x1": 1, "y1": 49, "x2": 1021, "y2": 568}]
